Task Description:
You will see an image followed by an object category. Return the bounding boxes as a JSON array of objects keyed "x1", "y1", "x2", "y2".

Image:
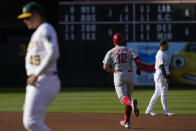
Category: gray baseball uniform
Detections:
[{"x1": 103, "y1": 45, "x2": 138, "y2": 102}]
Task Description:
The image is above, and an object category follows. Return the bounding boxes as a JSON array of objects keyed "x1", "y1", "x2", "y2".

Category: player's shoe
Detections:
[
  {"x1": 145, "y1": 110, "x2": 157, "y2": 116},
  {"x1": 131, "y1": 99, "x2": 139, "y2": 117},
  {"x1": 164, "y1": 112, "x2": 175, "y2": 116},
  {"x1": 120, "y1": 120, "x2": 130, "y2": 128}
]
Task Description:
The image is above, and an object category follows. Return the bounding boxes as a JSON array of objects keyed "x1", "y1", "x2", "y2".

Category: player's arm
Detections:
[
  {"x1": 103, "y1": 63, "x2": 113, "y2": 75},
  {"x1": 159, "y1": 64, "x2": 169, "y2": 79},
  {"x1": 103, "y1": 51, "x2": 113, "y2": 75},
  {"x1": 27, "y1": 34, "x2": 59, "y2": 86},
  {"x1": 158, "y1": 53, "x2": 170, "y2": 83},
  {"x1": 34, "y1": 35, "x2": 59, "y2": 76},
  {"x1": 133, "y1": 56, "x2": 142, "y2": 75},
  {"x1": 35, "y1": 30, "x2": 59, "y2": 76},
  {"x1": 129, "y1": 48, "x2": 142, "y2": 75}
]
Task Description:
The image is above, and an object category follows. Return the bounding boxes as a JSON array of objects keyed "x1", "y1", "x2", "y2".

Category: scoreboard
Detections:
[{"x1": 58, "y1": 1, "x2": 196, "y2": 43}]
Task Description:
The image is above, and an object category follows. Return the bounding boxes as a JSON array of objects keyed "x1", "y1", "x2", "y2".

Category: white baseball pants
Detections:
[
  {"x1": 146, "y1": 73, "x2": 170, "y2": 113},
  {"x1": 23, "y1": 75, "x2": 60, "y2": 131}
]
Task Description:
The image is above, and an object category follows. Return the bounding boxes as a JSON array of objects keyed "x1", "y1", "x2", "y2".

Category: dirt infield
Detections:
[{"x1": 0, "y1": 112, "x2": 196, "y2": 131}]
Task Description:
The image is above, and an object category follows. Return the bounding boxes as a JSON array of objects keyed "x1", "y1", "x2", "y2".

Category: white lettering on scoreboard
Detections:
[{"x1": 59, "y1": 2, "x2": 196, "y2": 42}]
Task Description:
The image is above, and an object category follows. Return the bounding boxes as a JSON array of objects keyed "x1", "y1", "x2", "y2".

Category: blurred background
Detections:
[{"x1": 0, "y1": 0, "x2": 196, "y2": 87}]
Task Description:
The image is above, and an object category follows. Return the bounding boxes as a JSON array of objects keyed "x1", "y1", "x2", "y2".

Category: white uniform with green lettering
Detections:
[
  {"x1": 146, "y1": 50, "x2": 170, "y2": 113},
  {"x1": 23, "y1": 22, "x2": 60, "y2": 131},
  {"x1": 103, "y1": 45, "x2": 138, "y2": 103}
]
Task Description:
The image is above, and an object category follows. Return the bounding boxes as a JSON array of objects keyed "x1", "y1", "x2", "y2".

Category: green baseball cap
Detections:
[
  {"x1": 160, "y1": 40, "x2": 169, "y2": 46},
  {"x1": 17, "y1": 2, "x2": 44, "y2": 19}
]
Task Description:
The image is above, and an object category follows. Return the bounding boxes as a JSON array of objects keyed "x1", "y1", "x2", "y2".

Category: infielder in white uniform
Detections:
[
  {"x1": 103, "y1": 33, "x2": 141, "y2": 128},
  {"x1": 145, "y1": 40, "x2": 175, "y2": 116},
  {"x1": 18, "y1": 2, "x2": 61, "y2": 131}
]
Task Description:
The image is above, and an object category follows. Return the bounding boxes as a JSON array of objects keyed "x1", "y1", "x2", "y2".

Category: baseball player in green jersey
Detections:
[
  {"x1": 145, "y1": 40, "x2": 175, "y2": 116},
  {"x1": 103, "y1": 33, "x2": 142, "y2": 128},
  {"x1": 18, "y1": 2, "x2": 61, "y2": 131}
]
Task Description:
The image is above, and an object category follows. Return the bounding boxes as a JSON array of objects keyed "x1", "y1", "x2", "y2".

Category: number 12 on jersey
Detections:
[{"x1": 118, "y1": 53, "x2": 127, "y2": 63}]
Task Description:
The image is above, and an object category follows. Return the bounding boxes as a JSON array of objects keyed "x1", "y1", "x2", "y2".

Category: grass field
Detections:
[{"x1": 0, "y1": 87, "x2": 196, "y2": 115}]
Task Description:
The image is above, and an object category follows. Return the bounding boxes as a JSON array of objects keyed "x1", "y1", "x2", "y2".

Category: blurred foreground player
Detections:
[
  {"x1": 103, "y1": 33, "x2": 141, "y2": 128},
  {"x1": 18, "y1": 2, "x2": 61, "y2": 131},
  {"x1": 145, "y1": 40, "x2": 175, "y2": 116}
]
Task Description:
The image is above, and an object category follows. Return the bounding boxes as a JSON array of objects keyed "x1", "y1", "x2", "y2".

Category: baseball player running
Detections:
[
  {"x1": 18, "y1": 2, "x2": 61, "y2": 131},
  {"x1": 145, "y1": 40, "x2": 175, "y2": 116},
  {"x1": 103, "y1": 33, "x2": 141, "y2": 128}
]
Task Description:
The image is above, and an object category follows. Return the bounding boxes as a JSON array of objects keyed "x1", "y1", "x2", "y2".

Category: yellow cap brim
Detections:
[{"x1": 17, "y1": 13, "x2": 32, "y2": 19}]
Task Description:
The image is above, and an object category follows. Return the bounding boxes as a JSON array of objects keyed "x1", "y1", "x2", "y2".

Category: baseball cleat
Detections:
[
  {"x1": 120, "y1": 120, "x2": 130, "y2": 128},
  {"x1": 145, "y1": 110, "x2": 157, "y2": 116},
  {"x1": 131, "y1": 99, "x2": 139, "y2": 117},
  {"x1": 164, "y1": 112, "x2": 175, "y2": 116}
]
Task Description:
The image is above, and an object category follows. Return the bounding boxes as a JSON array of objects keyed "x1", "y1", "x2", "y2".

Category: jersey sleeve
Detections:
[
  {"x1": 34, "y1": 25, "x2": 59, "y2": 75},
  {"x1": 103, "y1": 51, "x2": 111, "y2": 66},
  {"x1": 156, "y1": 54, "x2": 164, "y2": 67},
  {"x1": 129, "y1": 48, "x2": 138, "y2": 59}
]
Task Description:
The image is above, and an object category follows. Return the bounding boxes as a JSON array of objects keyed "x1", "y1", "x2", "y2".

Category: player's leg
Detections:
[
  {"x1": 115, "y1": 83, "x2": 131, "y2": 128},
  {"x1": 160, "y1": 80, "x2": 169, "y2": 112},
  {"x1": 114, "y1": 83, "x2": 130, "y2": 105},
  {"x1": 23, "y1": 76, "x2": 60, "y2": 131},
  {"x1": 123, "y1": 83, "x2": 132, "y2": 123},
  {"x1": 124, "y1": 105, "x2": 132, "y2": 122},
  {"x1": 160, "y1": 80, "x2": 175, "y2": 116},
  {"x1": 23, "y1": 85, "x2": 51, "y2": 131},
  {"x1": 120, "y1": 105, "x2": 131, "y2": 128},
  {"x1": 127, "y1": 78, "x2": 139, "y2": 118},
  {"x1": 145, "y1": 75, "x2": 161, "y2": 115},
  {"x1": 146, "y1": 84, "x2": 160, "y2": 110},
  {"x1": 115, "y1": 74, "x2": 133, "y2": 106}
]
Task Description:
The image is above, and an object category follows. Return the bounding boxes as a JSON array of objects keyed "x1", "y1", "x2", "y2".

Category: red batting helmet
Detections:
[{"x1": 113, "y1": 33, "x2": 125, "y2": 45}]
